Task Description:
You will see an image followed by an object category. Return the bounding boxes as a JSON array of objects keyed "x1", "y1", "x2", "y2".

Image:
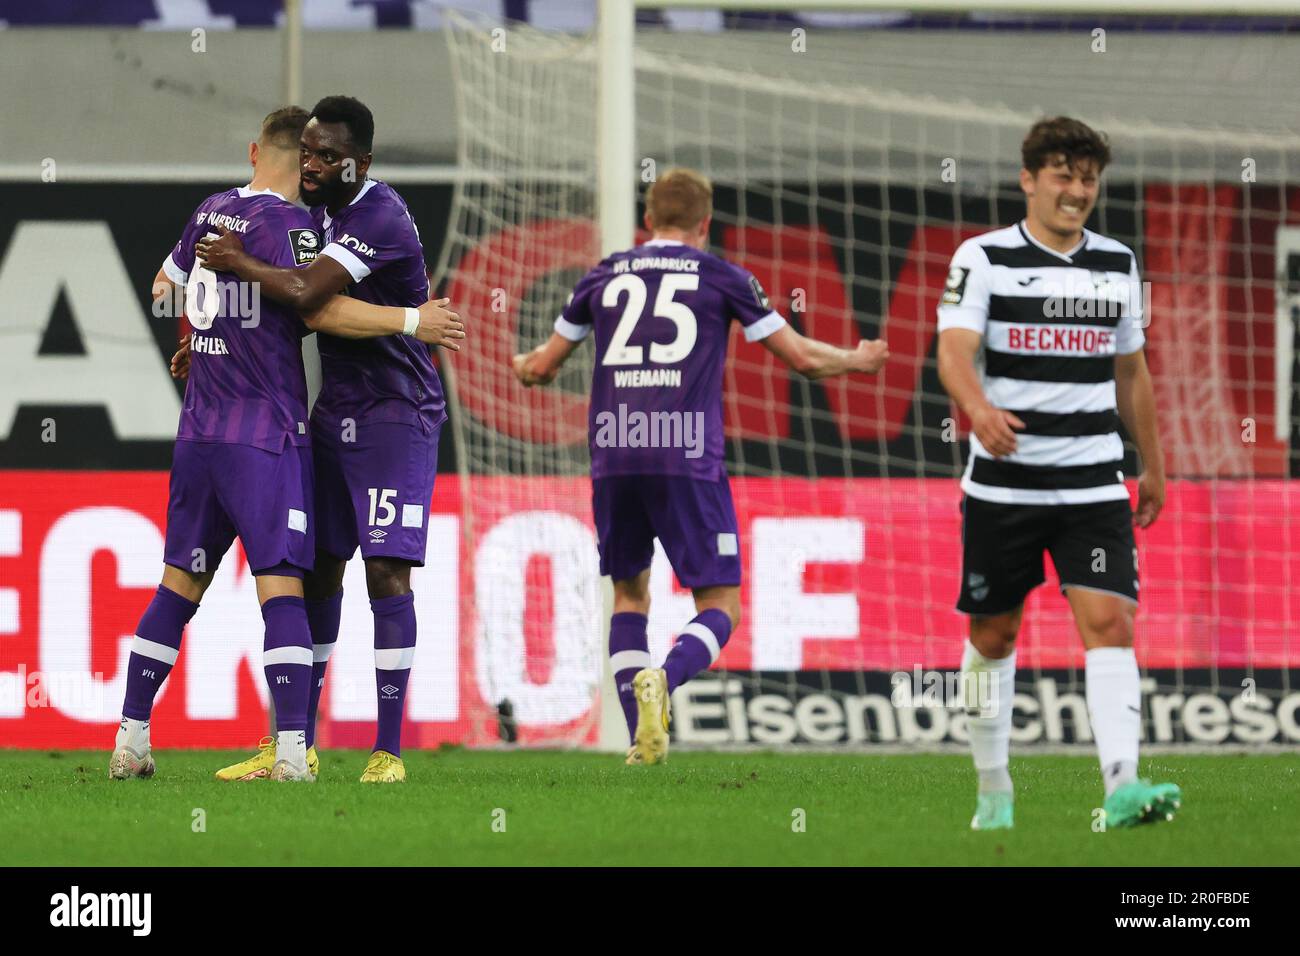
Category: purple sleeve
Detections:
[
  {"x1": 162, "y1": 205, "x2": 205, "y2": 283},
  {"x1": 318, "y1": 203, "x2": 416, "y2": 282},
  {"x1": 719, "y1": 262, "x2": 786, "y2": 343},
  {"x1": 553, "y1": 263, "x2": 607, "y2": 342},
  {"x1": 251, "y1": 206, "x2": 320, "y2": 270}
]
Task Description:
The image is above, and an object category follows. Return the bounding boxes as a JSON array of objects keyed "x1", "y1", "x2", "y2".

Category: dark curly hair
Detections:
[{"x1": 1022, "y1": 116, "x2": 1111, "y2": 174}]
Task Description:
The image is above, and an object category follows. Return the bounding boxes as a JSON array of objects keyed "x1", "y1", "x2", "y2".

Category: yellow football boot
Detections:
[
  {"x1": 359, "y1": 750, "x2": 406, "y2": 783},
  {"x1": 629, "y1": 668, "x2": 670, "y2": 765},
  {"x1": 215, "y1": 736, "x2": 320, "y2": 781}
]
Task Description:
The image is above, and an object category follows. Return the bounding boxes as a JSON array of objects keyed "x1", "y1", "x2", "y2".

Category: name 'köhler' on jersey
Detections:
[{"x1": 191, "y1": 334, "x2": 229, "y2": 355}]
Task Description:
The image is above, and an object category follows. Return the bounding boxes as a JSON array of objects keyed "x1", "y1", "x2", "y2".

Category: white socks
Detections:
[
  {"x1": 961, "y1": 641, "x2": 1016, "y2": 794},
  {"x1": 962, "y1": 642, "x2": 1141, "y2": 799},
  {"x1": 1086, "y1": 646, "x2": 1141, "y2": 797},
  {"x1": 276, "y1": 729, "x2": 308, "y2": 769},
  {"x1": 115, "y1": 717, "x2": 150, "y2": 753}
]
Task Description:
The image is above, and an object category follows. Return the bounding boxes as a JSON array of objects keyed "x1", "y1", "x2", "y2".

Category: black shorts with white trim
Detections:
[{"x1": 957, "y1": 495, "x2": 1139, "y2": 615}]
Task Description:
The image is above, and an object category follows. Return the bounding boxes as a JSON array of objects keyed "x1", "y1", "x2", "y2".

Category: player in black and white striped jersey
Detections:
[{"x1": 937, "y1": 117, "x2": 1181, "y2": 831}]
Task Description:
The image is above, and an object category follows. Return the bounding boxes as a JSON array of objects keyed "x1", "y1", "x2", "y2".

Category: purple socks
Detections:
[
  {"x1": 304, "y1": 590, "x2": 342, "y2": 748},
  {"x1": 372, "y1": 592, "x2": 417, "y2": 756},
  {"x1": 663, "y1": 608, "x2": 732, "y2": 693},
  {"x1": 609, "y1": 612, "x2": 651, "y2": 742},
  {"x1": 121, "y1": 585, "x2": 200, "y2": 721},
  {"x1": 261, "y1": 595, "x2": 313, "y2": 733},
  {"x1": 608, "y1": 609, "x2": 733, "y2": 744}
]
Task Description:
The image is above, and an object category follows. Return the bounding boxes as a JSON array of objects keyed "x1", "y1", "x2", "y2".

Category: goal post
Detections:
[{"x1": 439, "y1": 5, "x2": 1300, "y2": 750}]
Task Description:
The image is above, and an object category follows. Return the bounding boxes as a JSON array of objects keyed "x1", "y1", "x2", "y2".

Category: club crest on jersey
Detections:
[
  {"x1": 942, "y1": 266, "x2": 970, "y2": 305},
  {"x1": 288, "y1": 229, "x2": 319, "y2": 265},
  {"x1": 967, "y1": 572, "x2": 989, "y2": 602},
  {"x1": 748, "y1": 275, "x2": 771, "y2": 309}
]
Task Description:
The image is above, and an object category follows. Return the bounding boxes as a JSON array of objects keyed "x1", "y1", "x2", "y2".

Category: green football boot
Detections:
[
  {"x1": 970, "y1": 791, "x2": 1014, "y2": 831},
  {"x1": 1104, "y1": 779, "x2": 1182, "y2": 829}
]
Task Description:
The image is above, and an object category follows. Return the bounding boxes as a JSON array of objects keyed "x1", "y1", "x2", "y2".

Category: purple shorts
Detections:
[
  {"x1": 592, "y1": 474, "x2": 741, "y2": 588},
  {"x1": 164, "y1": 439, "x2": 314, "y2": 576},
  {"x1": 312, "y1": 417, "x2": 440, "y2": 565}
]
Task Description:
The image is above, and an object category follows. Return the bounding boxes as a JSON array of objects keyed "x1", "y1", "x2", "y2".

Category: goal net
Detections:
[{"x1": 437, "y1": 9, "x2": 1300, "y2": 749}]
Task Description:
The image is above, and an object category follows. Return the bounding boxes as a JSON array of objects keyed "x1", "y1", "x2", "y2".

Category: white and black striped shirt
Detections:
[{"x1": 937, "y1": 222, "x2": 1145, "y2": 506}]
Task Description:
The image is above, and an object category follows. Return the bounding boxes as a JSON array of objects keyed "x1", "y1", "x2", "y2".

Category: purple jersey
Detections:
[
  {"x1": 163, "y1": 186, "x2": 317, "y2": 453},
  {"x1": 311, "y1": 179, "x2": 445, "y2": 431},
  {"x1": 554, "y1": 239, "x2": 786, "y2": 481}
]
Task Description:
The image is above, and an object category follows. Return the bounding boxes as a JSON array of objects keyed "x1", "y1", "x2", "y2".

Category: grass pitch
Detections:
[{"x1": 1, "y1": 749, "x2": 1295, "y2": 866}]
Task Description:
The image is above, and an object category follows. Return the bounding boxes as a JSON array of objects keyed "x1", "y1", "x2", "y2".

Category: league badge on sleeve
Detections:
[
  {"x1": 748, "y1": 274, "x2": 771, "y2": 310},
  {"x1": 942, "y1": 266, "x2": 970, "y2": 305},
  {"x1": 288, "y1": 229, "x2": 319, "y2": 265}
]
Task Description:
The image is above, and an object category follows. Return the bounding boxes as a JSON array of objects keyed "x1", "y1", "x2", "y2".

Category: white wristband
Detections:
[{"x1": 402, "y1": 307, "x2": 420, "y2": 336}]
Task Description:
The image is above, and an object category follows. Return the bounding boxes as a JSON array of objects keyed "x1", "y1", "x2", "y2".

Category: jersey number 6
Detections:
[{"x1": 185, "y1": 232, "x2": 221, "y2": 331}]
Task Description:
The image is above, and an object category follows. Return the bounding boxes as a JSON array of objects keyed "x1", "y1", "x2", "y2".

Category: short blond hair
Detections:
[
  {"x1": 259, "y1": 106, "x2": 310, "y2": 150},
  {"x1": 646, "y1": 167, "x2": 713, "y2": 232}
]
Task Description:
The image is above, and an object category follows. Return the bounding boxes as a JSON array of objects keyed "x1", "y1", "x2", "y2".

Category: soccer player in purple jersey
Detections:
[
  {"x1": 197, "y1": 97, "x2": 449, "y2": 783},
  {"x1": 109, "y1": 107, "x2": 462, "y2": 783},
  {"x1": 110, "y1": 108, "x2": 462, "y2": 780},
  {"x1": 512, "y1": 168, "x2": 889, "y2": 765}
]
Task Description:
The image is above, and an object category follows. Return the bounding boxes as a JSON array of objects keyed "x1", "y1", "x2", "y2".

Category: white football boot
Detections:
[{"x1": 109, "y1": 719, "x2": 156, "y2": 780}]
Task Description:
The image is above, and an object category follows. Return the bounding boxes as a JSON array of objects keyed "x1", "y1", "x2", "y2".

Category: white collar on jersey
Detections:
[
  {"x1": 321, "y1": 179, "x2": 378, "y2": 229},
  {"x1": 1018, "y1": 219, "x2": 1089, "y2": 262},
  {"x1": 237, "y1": 184, "x2": 288, "y2": 202},
  {"x1": 644, "y1": 238, "x2": 685, "y2": 246}
]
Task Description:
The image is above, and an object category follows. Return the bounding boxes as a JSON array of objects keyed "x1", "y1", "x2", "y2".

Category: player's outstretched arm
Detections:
[
  {"x1": 760, "y1": 323, "x2": 888, "y2": 381},
  {"x1": 936, "y1": 328, "x2": 1024, "y2": 458},
  {"x1": 512, "y1": 332, "x2": 581, "y2": 387},
  {"x1": 1115, "y1": 349, "x2": 1165, "y2": 528},
  {"x1": 195, "y1": 226, "x2": 352, "y2": 313},
  {"x1": 303, "y1": 296, "x2": 466, "y2": 349}
]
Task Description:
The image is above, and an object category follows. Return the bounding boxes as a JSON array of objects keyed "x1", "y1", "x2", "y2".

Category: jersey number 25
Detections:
[{"x1": 601, "y1": 273, "x2": 699, "y2": 366}]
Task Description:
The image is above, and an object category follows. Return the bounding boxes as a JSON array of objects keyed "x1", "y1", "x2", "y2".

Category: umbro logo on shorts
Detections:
[{"x1": 369, "y1": 529, "x2": 387, "y2": 540}]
